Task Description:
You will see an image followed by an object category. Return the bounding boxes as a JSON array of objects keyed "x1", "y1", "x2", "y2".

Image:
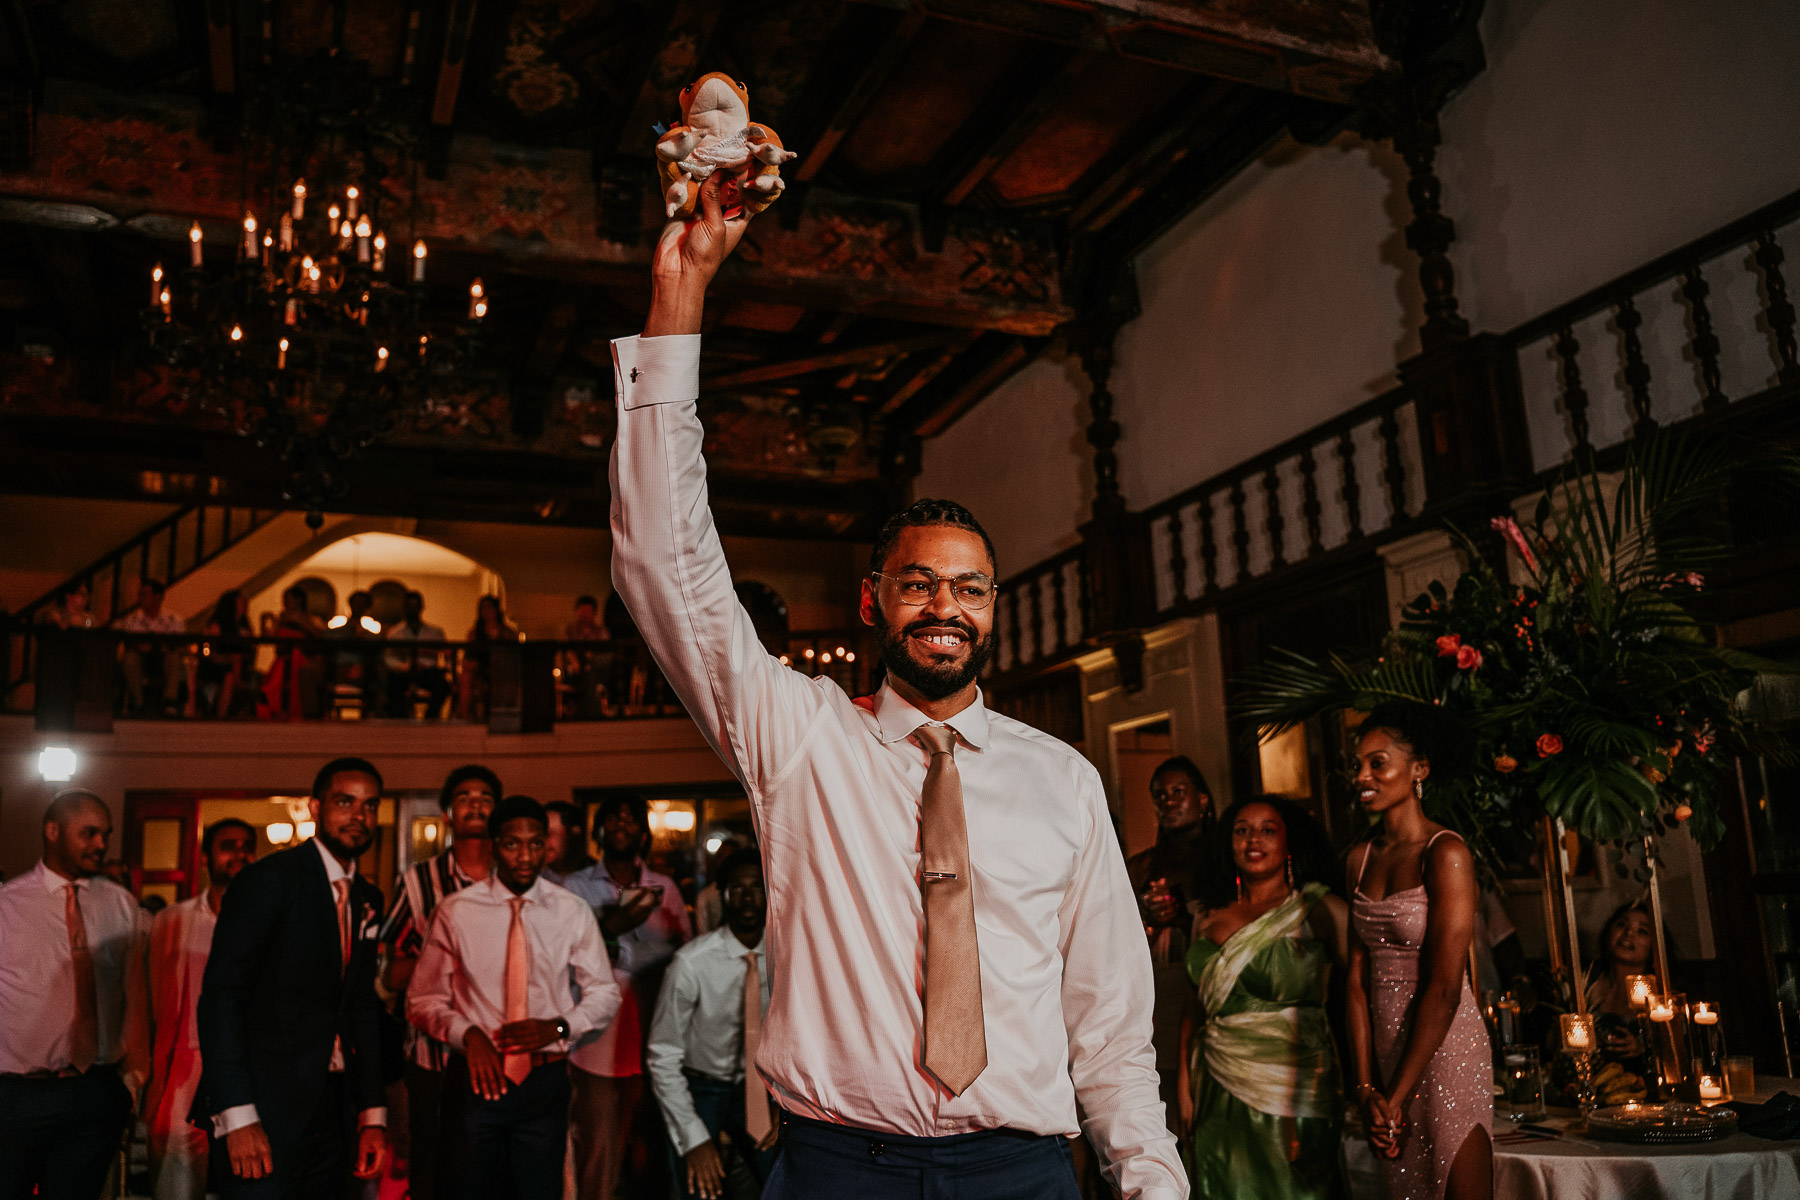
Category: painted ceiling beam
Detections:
[
  {"x1": 700, "y1": 330, "x2": 965, "y2": 392},
  {"x1": 937, "y1": 49, "x2": 1094, "y2": 208},
  {"x1": 792, "y1": 8, "x2": 927, "y2": 184}
]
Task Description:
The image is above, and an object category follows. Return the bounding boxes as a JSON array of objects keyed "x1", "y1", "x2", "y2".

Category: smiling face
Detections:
[
  {"x1": 1352, "y1": 726, "x2": 1428, "y2": 816},
  {"x1": 859, "y1": 524, "x2": 997, "y2": 703},
  {"x1": 1607, "y1": 908, "x2": 1654, "y2": 970},
  {"x1": 45, "y1": 798, "x2": 112, "y2": 879},
  {"x1": 1150, "y1": 768, "x2": 1209, "y2": 831},
  {"x1": 1231, "y1": 802, "x2": 1288, "y2": 885}
]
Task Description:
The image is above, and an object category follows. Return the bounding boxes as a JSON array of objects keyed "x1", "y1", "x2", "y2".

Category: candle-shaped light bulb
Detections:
[
  {"x1": 292, "y1": 179, "x2": 307, "y2": 219},
  {"x1": 411, "y1": 239, "x2": 427, "y2": 282},
  {"x1": 284, "y1": 298, "x2": 297, "y2": 325},
  {"x1": 468, "y1": 277, "x2": 484, "y2": 319},
  {"x1": 355, "y1": 215, "x2": 372, "y2": 263},
  {"x1": 372, "y1": 232, "x2": 387, "y2": 271},
  {"x1": 328, "y1": 203, "x2": 340, "y2": 223},
  {"x1": 242, "y1": 212, "x2": 257, "y2": 258},
  {"x1": 159, "y1": 287, "x2": 171, "y2": 318},
  {"x1": 229, "y1": 324, "x2": 243, "y2": 342},
  {"x1": 151, "y1": 263, "x2": 163, "y2": 305},
  {"x1": 375, "y1": 346, "x2": 389, "y2": 372},
  {"x1": 279, "y1": 212, "x2": 294, "y2": 251},
  {"x1": 189, "y1": 221, "x2": 203, "y2": 267},
  {"x1": 473, "y1": 298, "x2": 487, "y2": 319},
  {"x1": 345, "y1": 185, "x2": 359, "y2": 219},
  {"x1": 278, "y1": 336, "x2": 289, "y2": 368},
  {"x1": 338, "y1": 219, "x2": 353, "y2": 247}
]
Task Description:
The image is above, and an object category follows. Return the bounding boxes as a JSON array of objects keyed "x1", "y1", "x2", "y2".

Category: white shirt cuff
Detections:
[
  {"x1": 613, "y1": 334, "x2": 701, "y2": 410},
  {"x1": 213, "y1": 1104, "x2": 260, "y2": 1136},
  {"x1": 358, "y1": 1107, "x2": 387, "y2": 1129},
  {"x1": 672, "y1": 1113, "x2": 714, "y2": 1158}
]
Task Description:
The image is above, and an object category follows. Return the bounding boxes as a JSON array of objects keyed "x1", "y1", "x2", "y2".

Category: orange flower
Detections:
[
  {"x1": 1536, "y1": 733, "x2": 1563, "y2": 757},
  {"x1": 1456, "y1": 645, "x2": 1484, "y2": 670},
  {"x1": 1673, "y1": 804, "x2": 1692, "y2": 822},
  {"x1": 1435, "y1": 634, "x2": 1462, "y2": 658},
  {"x1": 1494, "y1": 754, "x2": 1518, "y2": 773}
]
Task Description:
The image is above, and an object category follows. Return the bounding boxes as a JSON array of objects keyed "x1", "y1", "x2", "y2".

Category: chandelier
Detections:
[{"x1": 141, "y1": 49, "x2": 490, "y2": 526}]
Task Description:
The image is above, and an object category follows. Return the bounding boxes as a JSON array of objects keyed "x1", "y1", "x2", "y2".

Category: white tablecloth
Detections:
[{"x1": 1343, "y1": 1079, "x2": 1800, "y2": 1200}]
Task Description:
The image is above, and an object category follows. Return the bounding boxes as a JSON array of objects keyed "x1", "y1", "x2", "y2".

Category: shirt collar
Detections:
[
  {"x1": 312, "y1": 837, "x2": 353, "y2": 885},
  {"x1": 872, "y1": 680, "x2": 989, "y2": 751},
  {"x1": 712, "y1": 925, "x2": 764, "y2": 958},
  {"x1": 480, "y1": 874, "x2": 543, "y2": 905},
  {"x1": 37, "y1": 861, "x2": 88, "y2": 892}
]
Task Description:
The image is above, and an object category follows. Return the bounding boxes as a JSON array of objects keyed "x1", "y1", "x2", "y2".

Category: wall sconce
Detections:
[
  {"x1": 266, "y1": 821, "x2": 294, "y2": 844},
  {"x1": 39, "y1": 746, "x2": 77, "y2": 782}
]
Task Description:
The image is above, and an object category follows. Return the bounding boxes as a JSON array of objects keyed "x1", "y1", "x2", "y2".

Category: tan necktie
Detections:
[
  {"x1": 503, "y1": 896, "x2": 532, "y2": 1084},
  {"x1": 333, "y1": 878, "x2": 352, "y2": 970},
  {"x1": 65, "y1": 884, "x2": 99, "y2": 1071},
  {"x1": 742, "y1": 951, "x2": 772, "y2": 1142},
  {"x1": 913, "y1": 724, "x2": 986, "y2": 1095}
]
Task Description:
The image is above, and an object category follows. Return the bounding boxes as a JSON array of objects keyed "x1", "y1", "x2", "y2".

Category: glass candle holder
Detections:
[
  {"x1": 1646, "y1": 993, "x2": 1691, "y2": 1098},
  {"x1": 1560, "y1": 1012, "x2": 1598, "y2": 1114},
  {"x1": 1626, "y1": 974, "x2": 1657, "y2": 1012},
  {"x1": 1501, "y1": 1045, "x2": 1547, "y2": 1121},
  {"x1": 1690, "y1": 1001, "x2": 1728, "y2": 1100}
]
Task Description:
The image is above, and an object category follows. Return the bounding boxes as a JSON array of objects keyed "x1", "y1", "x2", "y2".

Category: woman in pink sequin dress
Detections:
[{"x1": 1343, "y1": 702, "x2": 1492, "y2": 1200}]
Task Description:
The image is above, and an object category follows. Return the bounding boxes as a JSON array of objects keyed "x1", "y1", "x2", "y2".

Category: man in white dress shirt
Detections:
[
  {"x1": 608, "y1": 172, "x2": 1185, "y2": 1199},
  {"x1": 408, "y1": 794, "x2": 621, "y2": 1200},
  {"x1": 145, "y1": 818, "x2": 255, "y2": 1200},
  {"x1": 0, "y1": 789, "x2": 148, "y2": 1200},
  {"x1": 647, "y1": 846, "x2": 776, "y2": 1200}
]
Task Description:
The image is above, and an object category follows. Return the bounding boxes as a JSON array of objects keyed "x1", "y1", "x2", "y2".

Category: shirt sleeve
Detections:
[
  {"x1": 644, "y1": 952, "x2": 711, "y2": 1157},
  {"x1": 565, "y1": 902, "x2": 622, "y2": 1043},
  {"x1": 406, "y1": 905, "x2": 472, "y2": 1051},
  {"x1": 1057, "y1": 763, "x2": 1188, "y2": 1200},
  {"x1": 608, "y1": 334, "x2": 828, "y2": 800}
]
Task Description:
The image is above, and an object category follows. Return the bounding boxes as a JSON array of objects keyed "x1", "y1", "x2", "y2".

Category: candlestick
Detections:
[
  {"x1": 242, "y1": 212, "x2": 258, "y2": 259},
  {"x1": 280, "y1": 212, "x2": 294, "y2": 252},
  {"x1": 355, "y1": 216, "x2": 372, "y2": 263},
  {"x1": 284, "y1": 298, "x2": 298, "y2": 326},
  {"x1": 150, "y1": 263, "x2": 163, "y2": 306},
  {"x1": 411, "y1": 239, "x2": 427, "y2": 282},
  {"x1": 372, "y1": 232, "x2": 387, "y2": 272},
  {"x1": 159, "y1": 287, "x2": 171, "y2": 320},
  {"x1": 229, "y1": 324, "x2": 243, "y2": 344},
  {"x1": 278, "y1": 337, "x2": 288, "y2": 369},
  {"x1": 189, "y1": 221, "x2": 203, "y2": 268},
  {"x1": 1554, "y1": 818, "x2": 1586, "y2": 1013},
  {"x1": 1559, "y1": 1012, "x2": 1597, "y2": 1116},
  {"x1": 328, "y1": 203, "x2": 340, "y2": 225},
  {"x1": 469, "y1": 277, "x2": 485, "y2": 319},
  {"x1": 346, "y1": 185, "x2": 359, "y2": 220},
  {"x1": 292, "y1": 179, "x2": 306, "y2": 220},
  {"x1": 375, "y1": 346, "x2": 389, "y2": 373},
  {"x1": 338, "y1": 219, "x2": 353, "y2": 249}
]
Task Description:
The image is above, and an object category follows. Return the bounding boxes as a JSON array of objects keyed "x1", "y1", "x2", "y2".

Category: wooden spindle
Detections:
[
  {"x1": 1263, "y1": 463, "x2": 1286, "y2": 568},
  {"x1": 1378, "y1": 404, "x2": 1408, "y2": 527},
  {"x1": 1197, "y1": 492, "x2": 1218, "y2": 595},
  {"x1": 1028, "y1": 575, "x2": 1043, "y2": 662},
  {"x1": 1006, "y1": 590, "x2": 1022, "y2": 671},
  {"x1": 1165, "y1": 508, "x2": 1188, "y2": 606},
  {"x1": 1050, "y1": 563, "x2": 1068, "y2": 652},
  {"x1": 1337, "y1": 427, "x2": 1363, "y2": 540},
  {"x1": 1553, "y1": 325, "x2": 1592, "y2": 456},
  {"x1": 1075, "y1": 557, "x2": 1092, "y2": 641},
  {"x1": 1228, "y1": 478, "x2": 1251, "y2": 582},
  {"x1": 1680, "y1": 262, "x2": 1728, "y2": 412},
  {"x1": 1754, "y1": 228, "x2": 1800, "y2": 386},
  {"x1": 1299, "y1": 446, "x2": 1323, "y2": 555},
  {"x1": 1616, "y1": 297, "x2": 1655, "y2": 436}
]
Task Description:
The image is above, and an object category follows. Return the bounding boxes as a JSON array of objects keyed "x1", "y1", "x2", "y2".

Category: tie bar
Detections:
[{"x1": 922, "y1": 870, "x2": 958, "y2": 881}]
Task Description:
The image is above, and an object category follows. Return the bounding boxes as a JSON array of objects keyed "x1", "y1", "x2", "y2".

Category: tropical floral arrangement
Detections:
[{"x1": 1235, "y1": 435, "x2": 1797, "y2": 863}]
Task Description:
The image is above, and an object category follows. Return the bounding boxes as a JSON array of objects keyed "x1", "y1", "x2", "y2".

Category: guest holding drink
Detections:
[
  {"x1": 1344, "y1": 701, "x2": 1492, "y2": 1200},
  {"x1": 1185, "y1": 795, "x2": 1346, "y2": 1200}
]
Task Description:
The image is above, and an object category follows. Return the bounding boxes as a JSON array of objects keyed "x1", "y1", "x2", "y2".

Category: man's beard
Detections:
[
  {"x1": 320, "y1": 825, "x2": 374, "y2": 861},
  {"x1": 878, "y1": 608, "x2": 996, "y2": 701}
]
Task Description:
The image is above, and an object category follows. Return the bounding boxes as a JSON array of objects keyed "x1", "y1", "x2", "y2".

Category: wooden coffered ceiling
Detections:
[{"x1": 0, "y1": 0, "x2": 1409, "y2": 538}]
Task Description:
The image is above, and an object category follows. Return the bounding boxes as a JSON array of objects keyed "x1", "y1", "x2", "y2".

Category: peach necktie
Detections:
[
  {"x1": 743, "y1": 951, "x2": 772, "y2": 1142},
  {"x1": 333, "y1": 879, "x2": 352, "y2": 970},
  {"x1": 65, "y1": 884, "x2": 99, "y2": 1071},
  {"x1": 913, "y1": 724, "x2": 986, "y2": 1095},
  {"x1": 503, "y1": 896, "x2": 532, "y2": 1084}
]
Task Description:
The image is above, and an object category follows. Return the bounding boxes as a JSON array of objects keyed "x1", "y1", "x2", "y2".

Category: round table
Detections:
[{"x1": 1342, "y1": 1079, "x2": 1800, "y2": 1200}]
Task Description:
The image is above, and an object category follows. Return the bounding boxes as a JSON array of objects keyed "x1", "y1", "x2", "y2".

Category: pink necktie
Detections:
[
  {"x1": 743, "y1": 951, "x2": 772, "y2": 1142},
  {"x1": 333, "y1": 879, "x2": 352, "y2": 970},
  {"x1": 66, "y1": 885, "x2": 99, "y2": 1071},
  {"x1": 913, "y1": 724, "x2": 987, "y2": 1095},
  {"x1": 503, "y1": 897, "x2": 531, "y2": 1084}
]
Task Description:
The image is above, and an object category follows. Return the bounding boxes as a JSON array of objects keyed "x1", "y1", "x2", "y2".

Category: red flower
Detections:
[
  {"x1": 1494, "y1": 754, "x2": 1518, "y2": 773},
  {"x1": 1457, "y1": 645, "x2": 1484, "y2": 670},
  {"x1": 1435, "y1": 634, "x2": 1462, "y2": 658},
  {"x1": 1537, "y1": 733, "x2": 1563, "y2": 757}
]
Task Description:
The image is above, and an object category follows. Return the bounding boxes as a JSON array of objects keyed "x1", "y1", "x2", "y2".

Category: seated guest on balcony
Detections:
[
  {"x1": 0, "y1": 789, "x2": 148, "y2": 1200},
  {"x1": 115, "y1": 578, "x2": 186, "y2": 716},
  {"x1": 408, "y1": 795, "x2": 621, "y2": 1200},
  {"x1": 561, "y1": 595, "x2": 609, "y2": 717},
  {"x1": 460, "y1": 596, "x2": 518, "y2": 721},
  {"x1": 146, "y1": 819, "x2": 255, "y2": 1200},
  {"x1": 376, "y1": 764, "x2": 499, "y2": 1200},
  {"x1": 541, "y1": 801, "x2": 595, "y2": 886},
  {"x1": 197, "y1": 590, "x2": 255, "y2": 718},
  {"x1": 563, "y1": 796, "x2": 692, "y2": 1200},
  {"x1": 385, "y1": 590, "x2": 450, "y2": 718},
  {"x1": 262, "y1": 586, "x2": 329, "y2": 719},
  {"x1": 1186, "y1": 796, "x2": 1346, "y2": 1200},
  {"x1": 647, "y1": 848, "x2": 776, "y2": 1200},
  {"x1": 196, "y1": 757, "x2": 390, "y2": 1199},
  {"x1": 1125, "y1": 755, "x2": 1214, "y2": 1136},
  {"x1": 39, "y1": 580, "x2": 98, "y2": 629}
]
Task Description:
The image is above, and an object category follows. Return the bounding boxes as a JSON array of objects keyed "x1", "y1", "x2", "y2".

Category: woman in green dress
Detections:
[{"x1": 1186, "y1": 794, "x2": 1349, "y2": 1200}]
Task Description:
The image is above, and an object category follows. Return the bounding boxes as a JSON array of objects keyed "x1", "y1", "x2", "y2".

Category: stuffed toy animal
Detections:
[{"x1": 656, "y1": 72, "x2": 796, "y2": 221}]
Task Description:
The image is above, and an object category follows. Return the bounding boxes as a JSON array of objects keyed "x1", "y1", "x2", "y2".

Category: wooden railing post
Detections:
[{"x1": 1067, "y1": 306, "x2": 1154, "y2": 641}]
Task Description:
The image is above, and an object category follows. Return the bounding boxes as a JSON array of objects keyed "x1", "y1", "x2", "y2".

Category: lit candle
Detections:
[
  {"x1": 1627, "y1": 974, "x2": 1656, "y2": 1012},
  {"x1": 1648, "y1": 999, "x2": 1675, "y2": 1023},
  {"x1": 372, "y1": 232, "x2": 386, "y2": 271},
  {"x1": 189, "y1": 221, "x2": 203, "y2": 268},
  {"x1": 292, "y1": 179, "x2": 306, "y2": 220},
  {"x1": 278, "y1": 336, "x2": 288, "y2": 369},
  {"x1": 468, "y1": 277, "x2": 484, "y2": 319},
  {"x1": 375, "y1": 346, "x2": 389, "y2": 373},
  {"x1": 411, "y1": 239, "x2": 427, "y2": 282},
  {"x1": 150, "y1": 263, "x2": 163, "y2": 305},
  {"x1": 355, "y1": 216, "x2": 372, "y2": 263},
  {"x1": 242, "y1": 212, "x2": 258, "y2": 259},
  {"x1": 279, "y1": 212, "x2": 294, "y2": 252},
  {"x1": 284, "y1": 298, "x2": 297, "y2": 325},
  {"x1": 338, "y1": 219, "x2": 353, "y2": 248},
  {"x1": 229, "y1": 324, "x2": 243, "y2": 344},
  {"x1": 1698, "y1": 1076, "x2": 1723, "y2": 1102},
  {"x1": 328, "y1": 203, "x2": 340, "y2": 225},
  {"x1": 345, "y1": 185, "x2": 359, "y2": 220},
  {"x1": 1560, "y1": 1012, "x2": 1595, "y2": 1052},
  {"x1": 418, "y1": 333, "x2": 429, "y2": 360},
  {"x1": 1693, "y1": 1003, "x2": 1718, "y2": 1025},
  {"x1": 159, "y1": 287, "x2": 171, "y2": 319},
  {"x1": 261, "y1": 230, "x2": 273, "y2": 265}
]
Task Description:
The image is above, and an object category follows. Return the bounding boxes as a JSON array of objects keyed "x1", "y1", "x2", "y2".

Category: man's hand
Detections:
[
  {"x1": 352, "y1": 1125, "x2": 388, "y2": 1180},
  {"x1": 600, "y1": 889, "x2": 660, "y2": 937},
  {"x1": 464, "y1": 1027, "x2": 509, "y2": 1101},
  {"x1": 494, "y1": 1018, "x2": 562, "y2": 1054},
  {"x1": 646, "y1": 172, "x2": 754, "y2": 337},
  {"x1": 226, "y1": 1121, "x2": 275, "y2": 1180},
  {"x1": 684, "y1": 1139, "x2": 727, "y2": 1200},
  {"x1": 1138, "y1": 878, "x2": 1181, "y2": 928}
]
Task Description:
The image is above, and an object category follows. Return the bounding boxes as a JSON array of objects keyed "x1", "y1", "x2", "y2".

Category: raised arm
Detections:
[
  {"x1": 609, "y1": 172, "x2": 820, "y2": 795},
  {"x1": 1056, "y1": 765, "x2": 1186, "y2": 1200}
]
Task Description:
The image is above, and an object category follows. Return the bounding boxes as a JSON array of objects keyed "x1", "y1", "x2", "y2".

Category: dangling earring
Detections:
[
  {"x1": 1413, "y1": 777, "x2": 1425, "y2": 800},
  {"x1": 1285, "y1": 855, "x2": 1294, "y2": 889},
  {"x1": 1236, "y1": 872, "x2": 1246, "y2": 901}
]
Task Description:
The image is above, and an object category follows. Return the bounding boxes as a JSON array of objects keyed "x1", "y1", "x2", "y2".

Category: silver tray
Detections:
[{"x1": 1586, "y1": 1102, "x2": 1738, "y2": 1144}]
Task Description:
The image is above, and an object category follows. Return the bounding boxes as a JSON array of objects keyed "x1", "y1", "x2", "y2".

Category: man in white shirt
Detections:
[
  {"x1": 408, "y1": 794, "x2": 621, "y2": 1200},
  {"x1": 383, "y1": 590, "x2": 449, "y2": 717},
  {"x1": 115, "y1": 577, "x2": 186, "y2": 715},
  {"x1": 0, "y1": 789, "x2": 149, "y2": 1199},
  {"x1": 609, "y1": 172, "x2": 1184, "y2": 1198},
  {"x1": 145, "y1": 817, "x2": 255, "y2": 1200},
  {"x1": 648, "y1": 847, "x2": 775, "y2": 1200}
]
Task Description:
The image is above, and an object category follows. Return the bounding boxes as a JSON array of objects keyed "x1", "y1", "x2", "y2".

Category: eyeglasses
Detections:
[{"x1": 871, "y1": 569, "x2": 996, "y2": 611}]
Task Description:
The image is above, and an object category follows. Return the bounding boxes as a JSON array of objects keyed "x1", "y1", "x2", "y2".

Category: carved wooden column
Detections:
[{"x1": 1067, "y1": 298, "x2": 1153, "y2": 641}]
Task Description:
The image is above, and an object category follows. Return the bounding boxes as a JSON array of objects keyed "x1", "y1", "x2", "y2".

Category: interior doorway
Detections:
[{"x1": 1110, "y1": 715, "x2": 1173, "y2": 859}]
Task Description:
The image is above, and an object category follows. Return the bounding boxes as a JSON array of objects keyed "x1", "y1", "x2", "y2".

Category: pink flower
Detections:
[
  {"x1": 1457, "y1": 644, "x2": 1484, "y2": 670},
  {"x1": 1490, "y1": 516, "x2": 1539, "y2": 572},
  {"x1": 1435, "y1": 634, "x2": 1462, "y2": 658},
  {"x1": 1537, "y1": 733, "x2": 1563, "y2": 757}
]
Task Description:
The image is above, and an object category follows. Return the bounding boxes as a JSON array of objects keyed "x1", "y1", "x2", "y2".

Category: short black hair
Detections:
[
  {"x1": 489, "y1": 794, "x2": 548, "y2": 839},
  {"x1": 1357, "y1": 700, "x2": 1473, "y2": 783},
  {"x1": 1198, "y1": 794, "x2": 1339, "y2": 911},
  {"x1": 202, "y1": 817, "x2": 256, "y2": 856},
  {"x1": 139, "y1": 577, "x2": 166, "y2": 596},
  {"x1": 439, "y1": 764, "x2": 503, "y2": 812},
  {"x1": 312, "y1": 756, "x2": 383, "y2": 799},
  {"x1": 575, "y1": 594, "x2": 598, "y2": 609},
  {"x1": 544, "y1": 800, "x2": 585, "y2": 833},
  {"x1": 717, "y1": 845, "x2": 763, "y2": 887},
  {"x1": 1151, "y1": 755, "x2": 1211, "y2": 798},
  {"x1": 868, "y1": 499, "x2": 998, "y2": 579}
]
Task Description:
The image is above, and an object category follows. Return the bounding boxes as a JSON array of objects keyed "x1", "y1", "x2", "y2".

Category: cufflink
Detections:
[
  {"x1": 922, "y1": 871, "x2": 958, "y2": 881},
  {"x1": 630, "y1": 368, "x2": 639, "y2": 382}
]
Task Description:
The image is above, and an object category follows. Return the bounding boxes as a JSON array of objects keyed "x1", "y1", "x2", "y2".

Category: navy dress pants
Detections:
[
  {"x1": 0, "y1": 1067, "x2": 132, "y2": 1200},
  {"x1": 762, "y1": 1113, "x2": 1081, "y2": 1200},
  {"x1": 217, "y1": 1072, "x2": 355, "y2": 1200},
  {"x1": 669, "y1": 1072, "x2": 777, "y2": 1199},
  {"x1": 443, "y1": 1057, "x2": 570, "y2": 1200}
]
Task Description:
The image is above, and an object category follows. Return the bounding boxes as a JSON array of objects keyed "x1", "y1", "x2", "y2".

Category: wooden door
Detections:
[{"x1": 122, "y1": 794, "x2": 200, "y2": 907}]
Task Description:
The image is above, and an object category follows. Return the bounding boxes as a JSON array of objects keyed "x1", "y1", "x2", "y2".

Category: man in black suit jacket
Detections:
[{"x1": 196, "y1": 757, "x2": 391, "y2": 1198}]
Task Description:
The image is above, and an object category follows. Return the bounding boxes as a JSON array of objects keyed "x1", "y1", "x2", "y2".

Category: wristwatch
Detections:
[{"x1": 553, "y1": 1017, "x2": 570, "y2": 1042}]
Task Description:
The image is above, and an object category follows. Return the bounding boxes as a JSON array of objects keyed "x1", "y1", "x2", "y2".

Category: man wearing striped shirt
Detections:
[{"x1": 376, "y1": 764, "x2": 500, "y2": 1200}]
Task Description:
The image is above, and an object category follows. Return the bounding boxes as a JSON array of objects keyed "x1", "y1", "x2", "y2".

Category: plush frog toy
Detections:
[{"x1": 656, "y1": 72, "x2": 796, "y2": 221}]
